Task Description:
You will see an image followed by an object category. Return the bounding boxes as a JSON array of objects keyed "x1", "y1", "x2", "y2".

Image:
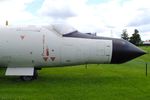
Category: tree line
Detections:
[{"x1": 121, "y1": 29, "x2": 142, "y2": 46}]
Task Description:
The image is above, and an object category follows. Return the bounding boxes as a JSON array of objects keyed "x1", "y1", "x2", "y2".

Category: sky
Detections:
[{"x1": 0, "y1": 0, "x2": 150, "y2": 40}]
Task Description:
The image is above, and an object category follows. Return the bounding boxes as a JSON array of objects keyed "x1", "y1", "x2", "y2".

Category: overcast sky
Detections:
[{"x1": 0, "y1": 0, "x2": 150, "y2": 40}]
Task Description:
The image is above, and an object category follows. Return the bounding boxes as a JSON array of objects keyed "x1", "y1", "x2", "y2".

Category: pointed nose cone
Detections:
[{"x1": 111, "y1": 39, "x2": 146, "y2": 64}]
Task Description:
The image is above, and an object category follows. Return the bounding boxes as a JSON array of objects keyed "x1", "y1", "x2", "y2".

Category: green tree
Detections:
[
  {"x1": 129, "y1": 29, "x2": 141, "y2": 45},
  {"x1": 121, "y1": 29, "x2": 129, "y2": 41}
]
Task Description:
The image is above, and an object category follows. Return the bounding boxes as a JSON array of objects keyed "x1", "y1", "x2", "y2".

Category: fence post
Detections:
[
  {"x1": 146, "y1": 62, "x2": 148, "y2": 77},
  {"x1": 85, "y1": 64, "x2": 87, "y2": 69}
]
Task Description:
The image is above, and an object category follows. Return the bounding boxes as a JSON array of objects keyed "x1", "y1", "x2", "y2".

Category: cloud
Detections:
[
  {"x1": 136, "y1": 24, "x2": 150, "y2": 33},
  {"x1": 38, "y1": 0, "x2": 79, "y2": 19},
  {"x1": 128, "y1": 9, "x2": 150, "y2": 26},
  {"x1": 0, "y1": 0, "x2": 35, "y2": 25},
  {"x1": 36, "y1": 0, "x2": 150, "y2": 40},
  {"x1": 0, "y1": 0, "x2": 150, "y2": 40},
  {"x1": 42, "y1": 8, "x2": 76, "y2": 19}
]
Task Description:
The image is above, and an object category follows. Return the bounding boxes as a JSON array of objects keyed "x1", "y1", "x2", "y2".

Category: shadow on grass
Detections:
[{"x1": 0, "y1": 73, "x2": 128, "y2": 84}]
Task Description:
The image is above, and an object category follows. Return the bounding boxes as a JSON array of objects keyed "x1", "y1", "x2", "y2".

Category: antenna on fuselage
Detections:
[
  {"x1": 6, "y1": 20, "x2": 8, "y2": 26},
  {"x1": 111, "y1": 30, "x2": 113, "y2": 37}
]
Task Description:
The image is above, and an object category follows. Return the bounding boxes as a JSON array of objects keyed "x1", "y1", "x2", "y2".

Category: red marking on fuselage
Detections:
[
  {"x1": 42, "y1": 35, "x2": 45, "y2": 55},
  {"x1": 50, "y1": 57, "x2": 55, "y2": 61},
  {"x1": 20, "y1": 35, "x2": 25, "y2": 40},
  {"x1": 42, "y1": 34, "x2": 50, "y2": 62},
  {"x1": 43, "y1": 35, "x2": 45, "y2": 44},
  {"x1": 43, "y1": 56, "x2": 49, "y2": 61},
  {"x1": 46, "y1": 48, "x2": 49, "y2": 56}
]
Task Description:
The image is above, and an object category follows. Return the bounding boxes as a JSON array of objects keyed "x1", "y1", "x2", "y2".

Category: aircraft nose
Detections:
[{"x1": 111, "y1": 39, "x2": 146, "y2": 64}]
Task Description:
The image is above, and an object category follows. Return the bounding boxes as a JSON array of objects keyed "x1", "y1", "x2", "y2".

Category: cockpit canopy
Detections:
[
  {"x1": 52, "y1": 24, "x2": 77, "y2": 35},
  {"x1": 44, "y1": 24, "x2": 77, "y2": 35},
  {"x1": 44, "y1": 24, "x2": 97, "y2": 39}
]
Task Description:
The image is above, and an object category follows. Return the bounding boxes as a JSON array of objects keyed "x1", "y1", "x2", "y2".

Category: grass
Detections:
[{"x1": 0, "y1": 46, "x2": 150, "y2": 100}]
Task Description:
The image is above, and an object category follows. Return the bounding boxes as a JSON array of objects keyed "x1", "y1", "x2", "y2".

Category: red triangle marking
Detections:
[
  {"x1": 20, "y1": 35, "x2": 25, "y2": 40},
  {"x1": 46, "y1": 48, "x2": 49, "y2": 56},
  {"x1": 50, "y1": 57, "x2": 55, "y2": 61},
  {"x1": 43, "y1": 56, "x2": 48, "y2": 61}
]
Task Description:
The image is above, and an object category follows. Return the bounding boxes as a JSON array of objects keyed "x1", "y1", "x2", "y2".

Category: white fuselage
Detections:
[{"x1": 0, "y1": 26, "x2": 112, "y2": 68}]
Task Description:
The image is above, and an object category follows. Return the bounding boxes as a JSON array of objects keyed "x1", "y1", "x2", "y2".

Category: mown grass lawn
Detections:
[{"x1": 0, "y1": 46, "x2": 150, "y2": 100}]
